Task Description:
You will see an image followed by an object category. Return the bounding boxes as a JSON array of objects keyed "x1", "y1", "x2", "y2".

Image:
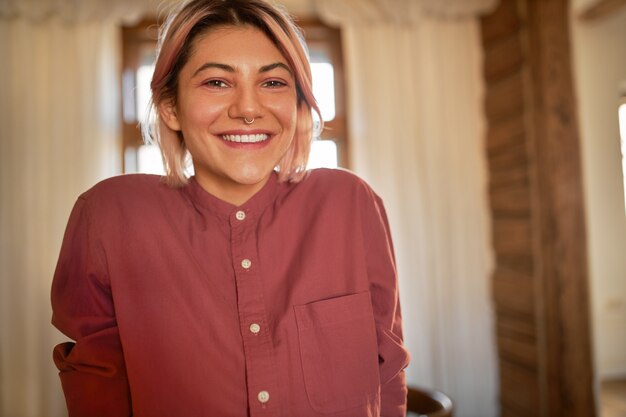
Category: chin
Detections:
[{"x1": 231, "y1": 169, "x2": 274, "y2": 186}]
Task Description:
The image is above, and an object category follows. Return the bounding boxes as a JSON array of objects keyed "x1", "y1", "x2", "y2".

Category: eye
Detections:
[
  {"x1": 263, "y1": 80, "x2": 288, "y2": 88},
  {"x1": 203, "y1": 79, "x2": 229, "y2": 88}
]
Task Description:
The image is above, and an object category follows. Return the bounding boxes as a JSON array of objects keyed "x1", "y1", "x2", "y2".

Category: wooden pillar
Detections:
[{"x1": 480, "y1": 1, "x2": 596, "y2": 416}]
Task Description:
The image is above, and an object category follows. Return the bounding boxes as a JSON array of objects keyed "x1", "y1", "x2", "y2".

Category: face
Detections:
[{"x1": 161, "y1": 25, "x2": 298, "y2": 205}]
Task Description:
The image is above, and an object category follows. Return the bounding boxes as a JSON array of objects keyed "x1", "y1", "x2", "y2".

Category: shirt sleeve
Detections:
[
  {"x1": 51, "y1": 196, "x2": 132, "y2": 417},
  {"x1": 362, "y1": 189, "x2": 411, "y2": 417}
]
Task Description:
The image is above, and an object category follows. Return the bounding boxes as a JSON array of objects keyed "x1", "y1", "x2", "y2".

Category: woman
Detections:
[{"x1": 51, "y1": 1, "x2": 409, "y2": 416}]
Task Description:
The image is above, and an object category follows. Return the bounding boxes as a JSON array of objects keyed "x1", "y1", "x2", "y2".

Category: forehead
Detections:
[{"x1": 188, "y1": 25, "x2": 287, "y2": 67}]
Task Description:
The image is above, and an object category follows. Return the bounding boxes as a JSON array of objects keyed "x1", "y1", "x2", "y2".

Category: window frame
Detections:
[
  {"x1": 120, "y1": 19, "x2": 160, "y2": 173},
  {"x1": 297, "y1": 18, "x2": 349, "y2": 169}
]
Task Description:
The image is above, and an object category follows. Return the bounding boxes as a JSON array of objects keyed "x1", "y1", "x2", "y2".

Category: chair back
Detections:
[{"x1": 406, "y1": 386, "x2": 453, "y2": 417}]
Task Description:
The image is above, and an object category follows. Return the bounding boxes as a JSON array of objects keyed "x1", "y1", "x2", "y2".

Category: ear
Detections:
[{"x1": 159, "y1": 99, "x2": 182, "y2": 131}]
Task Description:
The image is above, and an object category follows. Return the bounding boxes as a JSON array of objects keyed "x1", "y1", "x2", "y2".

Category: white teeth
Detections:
[{"x1": 221, "y1": 134, "x2": 269, "y2": 143}]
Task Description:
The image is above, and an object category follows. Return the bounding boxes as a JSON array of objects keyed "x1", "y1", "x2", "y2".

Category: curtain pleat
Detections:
[{"x1": 0, "y1": 17, "x2": 121, "y2": 417}]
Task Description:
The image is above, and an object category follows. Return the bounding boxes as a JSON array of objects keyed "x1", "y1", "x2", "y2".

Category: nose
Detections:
[{"x1": 228, "y1": 85, "x2": 263, "y2": 122}]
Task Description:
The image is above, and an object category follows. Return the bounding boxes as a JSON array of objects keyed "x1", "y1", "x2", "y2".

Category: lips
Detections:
[{"x1": 221, "y1": 133, "x2": 269, "y2": 143}]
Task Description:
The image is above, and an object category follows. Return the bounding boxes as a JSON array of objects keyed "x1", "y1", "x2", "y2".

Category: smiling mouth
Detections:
[{"x1": 221, "y1": 134, "x2": 269, "y2": 143}]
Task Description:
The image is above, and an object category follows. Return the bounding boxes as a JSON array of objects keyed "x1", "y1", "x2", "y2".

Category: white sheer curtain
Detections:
[
  {"x1": 315, "y1": 1, "x2": 499, "y2": 416},
  {"x1": 0, "y1": 7, "x2": 126, "y2": 417},
  {"x1": 0, "y1": 0, "x2": 163, "y2": 22}
]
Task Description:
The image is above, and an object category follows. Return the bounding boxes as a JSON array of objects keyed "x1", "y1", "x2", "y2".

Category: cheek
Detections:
[
  {"x1": 269, "y1": 93, "x2": 298, "y2": 121},
  {"x1": 179, "y1": 106, "x2": 220, "y2": 132},
  {"x1": 277, "y1": 101, "x2": 298, "y2": 128}
]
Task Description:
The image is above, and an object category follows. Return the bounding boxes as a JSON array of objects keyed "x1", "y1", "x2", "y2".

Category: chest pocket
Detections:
[{"x1": 294, "y1": 291, "x2": 380, "y2": 414}]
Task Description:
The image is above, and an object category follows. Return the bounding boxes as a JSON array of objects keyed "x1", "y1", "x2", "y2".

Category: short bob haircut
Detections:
[{"x1": 143, "y1": 0, "x2": 322, "y2": 187}]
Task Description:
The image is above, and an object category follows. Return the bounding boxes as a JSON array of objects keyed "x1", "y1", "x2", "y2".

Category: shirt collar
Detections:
[{"x1": 183, "y1": 172, "x2": 280, "y2": 219}]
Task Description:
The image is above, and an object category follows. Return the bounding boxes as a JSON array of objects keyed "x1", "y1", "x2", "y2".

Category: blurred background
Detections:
[{"x1": 1, "y1": 0, "x2": 625, "y2": 416}]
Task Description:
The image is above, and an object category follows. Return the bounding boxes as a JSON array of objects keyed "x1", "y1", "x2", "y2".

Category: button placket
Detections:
[{"x1": 229, "y1": 210, "x2": 278, "y2": 416}]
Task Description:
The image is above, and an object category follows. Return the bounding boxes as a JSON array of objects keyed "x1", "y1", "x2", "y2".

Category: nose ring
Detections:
[{"x1": 244, "y1": 117, "x2": 254, "y2": 125}]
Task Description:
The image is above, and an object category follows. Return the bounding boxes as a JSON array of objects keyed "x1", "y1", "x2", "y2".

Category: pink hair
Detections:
[{"x1": 143, "y1": 0, "x2": 322, "y2": 187}]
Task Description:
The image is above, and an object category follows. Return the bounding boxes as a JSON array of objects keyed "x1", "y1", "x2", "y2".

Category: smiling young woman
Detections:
[{"x1": 51, "y1": 1, "x2": 410, "y2": 416}]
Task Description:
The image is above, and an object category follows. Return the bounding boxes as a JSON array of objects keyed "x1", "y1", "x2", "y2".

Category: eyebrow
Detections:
[
  {"x1": 192, "y1": 62, "x2": 293, "y2": 77},
  {"x1": 259, "y1": 62, "x2": 293, "y2": 76}
]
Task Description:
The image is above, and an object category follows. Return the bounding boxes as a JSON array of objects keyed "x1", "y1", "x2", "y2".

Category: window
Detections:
[
  {"x1": 120, "y1": 20, "x2": 161, "y2": 174},
  {"x1": 300, "y1": 19, "x2": 348, "y2": 169},
  {"x1": 309, "y1": 60, "x2": 338, "y2": 168},
  {"x1": 120, "y1": 18, "x2": 347, "y2": 175}
]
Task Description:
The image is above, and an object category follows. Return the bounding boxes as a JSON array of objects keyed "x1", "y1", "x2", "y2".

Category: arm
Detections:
[
  {"x1": 51, "y1": 197, "x2": 131, "y2": 417},
  {"x1": 362, "y1": 190, "x2": 410, "y2": 417}
]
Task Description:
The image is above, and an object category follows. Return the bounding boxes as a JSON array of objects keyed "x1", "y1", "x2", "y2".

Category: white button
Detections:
[
  {"x1": 241, "y1": 259, "x2": 252, "y2": 269},
  {"x1": 249, "y1": 323, "x2": 261, "y2": 334},
  {"x1": 257, "y1": 390, "x2": 270, "y2": 403},
  {"x1": 235, "y1": 210, "x2": 246, "y2": 221}
]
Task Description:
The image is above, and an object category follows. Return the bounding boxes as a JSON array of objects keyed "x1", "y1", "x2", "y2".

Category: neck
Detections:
[{"x1": 194, "y1": 173, "x2": 272, "y2": 206}]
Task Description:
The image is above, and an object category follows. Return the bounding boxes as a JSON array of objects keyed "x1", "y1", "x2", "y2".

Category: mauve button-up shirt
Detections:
[{"x1": 51, "y1": 168, "x2": 410, "y2": 417}]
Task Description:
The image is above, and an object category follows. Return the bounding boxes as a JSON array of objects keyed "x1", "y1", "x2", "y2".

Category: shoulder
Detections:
[
  {"x1": 80, "y1": 174, "x2": 169, "y2": 200},
  {"x1": 302, "y1": 168, "x2": 370, "y2": 191},
  {"x1": 301, "y1": 168, "x2": 381, "y2": 202},
  {"x1": 70, "y1": 174, "x2": 188, "y2": 236},
  {"x1": 282, "y1": 168, "x2": 384, "y2": 214},
  {"x1": 78, "y1": 174, "x2": 181, "y2": 214}
]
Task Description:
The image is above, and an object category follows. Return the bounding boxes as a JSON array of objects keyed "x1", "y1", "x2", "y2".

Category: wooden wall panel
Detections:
[
  {"x1": 493, "y1": 267, "x2": 534, "y2": 315},
  {"x1": 481, "y1": 0, "x2": 522, "y2": 45},
  {"x1": 497, "y1": 313, "x2": 535, "y2": 341},
  {"x1": 489, "y1": 141, "x2": 529, "y2": 172},
  {"x1": 500, "y1": 361, "x2": 541, "y2": 413},
  {"x1": 487, "y1": 115, "x2": 526, "y2": 154},
  {"x1": 526, "y1": 1, "x2": 595, "y2": 413},
  {"x1": 492, "y1": 218, "x2": 533, "y2": 256},
  {"x1": 480, "y1": 0, "x2": 595, "y2": 416},
  {"x1": 485, "y1": 73, "x2": 525, "y2": 121},
  {"x1": 489, "y1": 165, "x2": 529, "y2": 190},
  {"x1": 498, "y1": 335, "x2": 538, "y2": 369},
  {"x1": 490, "y1": 186, "x2": 531, "y2": 215},
  {"x1": 496, "y1": 254, "x2": 534, "y2": 276},
  {"x1": 484, "y1": 35, "x2": 524, "y2": 83}
]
